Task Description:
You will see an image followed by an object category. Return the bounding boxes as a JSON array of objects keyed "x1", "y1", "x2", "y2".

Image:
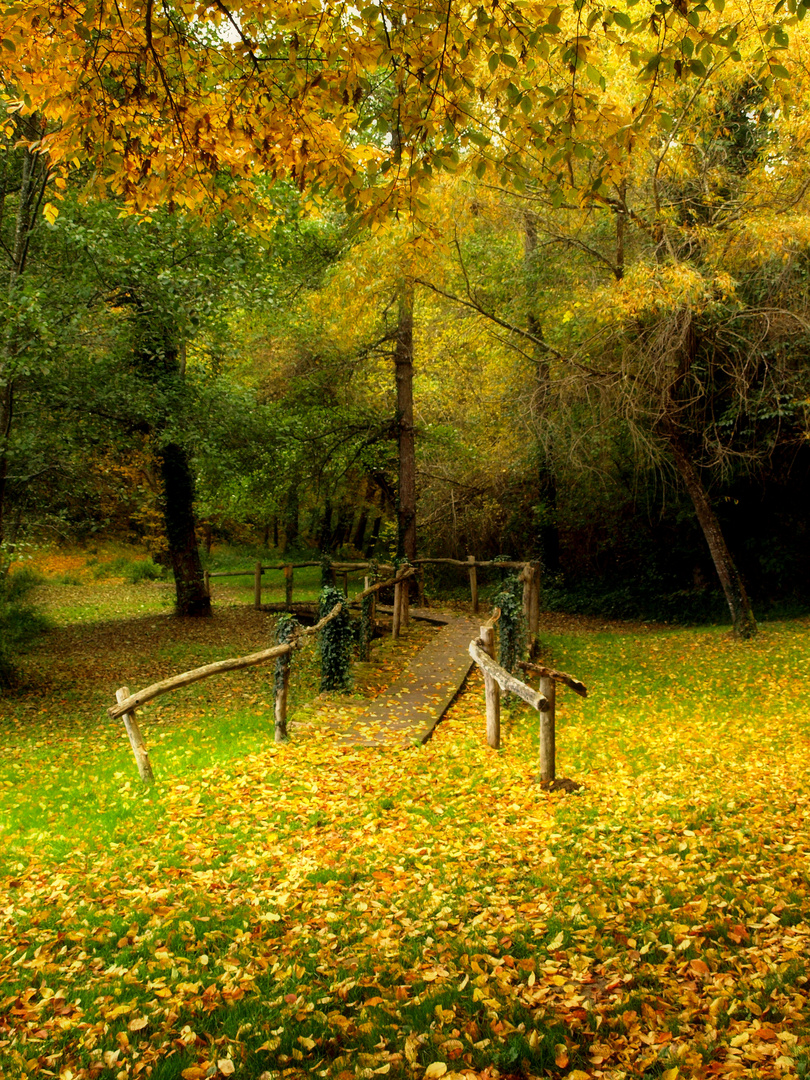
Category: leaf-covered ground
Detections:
[{"x1": 0, "y1": 579, "x2": 808, "y2": 1080}]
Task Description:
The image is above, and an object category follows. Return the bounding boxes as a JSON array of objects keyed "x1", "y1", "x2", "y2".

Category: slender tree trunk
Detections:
[
  {"x1": 283, "y1": 482, "x2": 299, "y2": 552},
  {"x1": 524, "y1": 213, "x2": 559, "y2": 572},
  {"x1": 318, "y1": 499, "x2": 333, "y2": 550},
  {"x1": 0, "y1": 123, "x2": 46, "y2": 560},
  {"x1": 158, "y1": 442, "x2": 211, "y2": 617},
  {"x1": 665, "y1": 424, "x2": 757, "y2": 639},
  {"x1": 395, "y1": 281, "x2": 417, "y2": 560}
]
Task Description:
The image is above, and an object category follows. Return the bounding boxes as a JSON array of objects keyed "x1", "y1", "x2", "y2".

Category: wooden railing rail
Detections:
[
  {"x1": 469, "y1": 624, "x2": 587, "y2": 786},
  {"x1": 108, "y1": 603, "x2": 344, "y2": 783},
  {"x1": 202, "y1": 554, "x2": 541, "y2": 626}
]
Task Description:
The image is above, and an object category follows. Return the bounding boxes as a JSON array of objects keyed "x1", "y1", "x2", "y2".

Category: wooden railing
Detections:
[
  {"x1": 468, "y1": 618, "x2": 587, "y2": 788},
  {"x1": 204, "y1": 555, "x2": 542, "y2": 630},
  {"x1": 107, "y1": 567, "x2": 417, "y2": 783}
]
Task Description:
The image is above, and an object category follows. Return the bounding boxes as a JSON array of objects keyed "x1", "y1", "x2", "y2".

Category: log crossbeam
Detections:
[{"x1": 518, "y1": 661, "x2": 588, "y2": 697}]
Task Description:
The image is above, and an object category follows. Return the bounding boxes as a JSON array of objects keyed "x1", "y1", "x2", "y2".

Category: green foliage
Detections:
[
  {"x1": 318, "y1": 585, "x2": 352, "y2": 691},
  {"x1": 0, "y1": 572, "x2": 49, "y2": 692},
  {"x1": 493, "y1": 574, "x2": 524, "y2": 673},
  {"x1": 274, "y1": 613, "x2": 298, "y2": 696}
]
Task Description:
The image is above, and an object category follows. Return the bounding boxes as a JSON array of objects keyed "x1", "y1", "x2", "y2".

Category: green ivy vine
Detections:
[
  {"x1": 274, "y1": 613, "x2": 298, "y2": 697},
  {"x1": 493, "y1": 574, "x2": 525, "y2": 673},
  {"x1": 318, "y1": 585, "x2": 352, "y2": 691}
]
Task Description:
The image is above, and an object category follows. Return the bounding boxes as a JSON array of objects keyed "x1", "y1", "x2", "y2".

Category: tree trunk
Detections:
[
  {"x1": 523, "y1": 213, "x2": 559, "y2": 572},
  {"x1": 665, "y1": 425, "x2": 757, "y2": 639},
  {"x1": 283, "y1": 482, "x2": 299, "y2": 552},
  {"x1": 158, "y1": 442, "x2": 211, "y2": 617},
  {"x1": 0, "y1": 121, "x2": 47, "y2": 561},
  {"x1": 395, "y1": 281, "x2": 417, "y2": 560},
  {"x1": 366, "y1": 513, "x2": 382, "y2": 557},
  {"x1": 318, "y1": 499, "x2": 333, "y2": 550}
]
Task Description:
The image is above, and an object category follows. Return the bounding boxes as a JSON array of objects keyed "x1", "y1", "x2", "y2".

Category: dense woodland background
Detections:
[{"x1": 1, "y1": 0, "x2": 809, "y2": 634}]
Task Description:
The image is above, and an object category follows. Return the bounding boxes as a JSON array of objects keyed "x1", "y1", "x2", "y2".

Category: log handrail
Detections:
[
  {"x1": 208, "y1": 561, "x2": 396, "y2": 578},
  {"x1": 108, "y1": 602, "x2": 344, "y2": 719},
  {"x1": 413, "y1": 558, "x2": 529, "y2": 569},
  {"x1": 518, "y1": 661, "x2": 588, "y2": 698},
  {"x1": 468, "y1": 640, "x2": 551, "y2": 713}
]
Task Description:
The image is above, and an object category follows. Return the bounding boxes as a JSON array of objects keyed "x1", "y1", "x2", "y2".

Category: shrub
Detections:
[{"x1": 0, "y1": 572, "x2": 49, "y2": 692}]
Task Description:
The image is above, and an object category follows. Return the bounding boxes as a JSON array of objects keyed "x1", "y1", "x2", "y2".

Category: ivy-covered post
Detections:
[
  {"x1": 494, "y1": 575, "x2": 525, "y2": 673},
  {"x1": 319, "y1": 585, "x2": 352, "y2": 691},
  {"x1": 320, "y1": 553, "x2": 333, "y2": 589},
  {"x1": 359, "y1": 586, "x2": 374, "y2": 662},
  {"x1": 274, "y1": 614, "x2": 298, "y2": 742}
]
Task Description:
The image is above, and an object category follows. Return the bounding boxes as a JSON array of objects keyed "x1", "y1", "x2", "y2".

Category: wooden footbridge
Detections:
[{"x1": 107, "y1": 558, "x2": 585, "y2": 787}]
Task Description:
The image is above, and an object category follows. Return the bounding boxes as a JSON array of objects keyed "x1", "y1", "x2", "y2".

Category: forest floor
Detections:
[{"x1": 1, "y1": 556, "x2": 809, "y2": 1080}]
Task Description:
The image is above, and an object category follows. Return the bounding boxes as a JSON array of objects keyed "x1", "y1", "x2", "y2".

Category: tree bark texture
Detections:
[
  {"x1": 158, "y1": 441, "x2": 211, "y2": 617},
  {"x1": 395, "y1": 281, "x2": 417, "y2": 561},
  {"x1": 665, "y1": 425, "x2": 757, "y2": 639},
  {"x1": 523, "y1": 213, "x2": 559, "y2": 572},
  {"x1": 0, "y1": 120, "x2": 48, "y2": 559}
]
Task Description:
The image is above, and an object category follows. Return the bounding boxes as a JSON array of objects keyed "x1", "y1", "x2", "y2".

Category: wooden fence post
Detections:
[
  {"x1": 522, "y1": 562, "x2": 541, "y2": 637},
  {"x1": 284, "y1": 564, "x2": 294, "y2": 609},
  {"x1": 392, "y1": 581, "x2": 402, "y2": 638},
  {"x1": 254, "y1": 561, "x2": 263, "y2": 610},
  {"x1": 529, "y1": 561, "x2": 541, "y2": 635},
  {"x1": 402, "y1": 577, "x2": 410, "y2": 627},
  {"x1": 481, "y1": 625, "x2": 500, "y2": 749},
  {"x1": 418, "y1": 565, "x2": 425, "y2": 607},
  {"x1": 275, "y1": 661, "x2": 290, "y2": 742},
  {"x1": 468, "y1": 554, "x2": 479, "y2": 613},
  {"x1": 115, "y1": 687, "x2": 154, "y2": 784},
  {"x1": 342, "y1": 571, "x2": 349, "y2": 597},
  {"x1": 538, "y1": 673, "x2": 556, "y2": 784},
  {"x1": 204, "y1": 570, "x2": 210, "y2": 598}
]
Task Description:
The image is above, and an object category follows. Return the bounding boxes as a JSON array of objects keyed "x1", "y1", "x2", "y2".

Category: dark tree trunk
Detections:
[
  {"x1": 0, "y1": 120, "x2": 47, "y2": 561},
  {"x1": 395, "y1": 282, "x2": 417, "y2": 560},
  {"x1": 665, "y1": 424, "x2": 757, "y2": 639},
  {"x1": 524, "y1": 213, "x2": 559, "y2": 572},
  {"x1": 366, "y1": 513, "x2": 382, "y2": 557},
  {"x1": 283, "y1": 483, "x2": 299, "y2": 552},
  {"x1": 318, "y1": 499, "x2": 333, "y2": 550},
  {"x1": 158, "y1": 442, "x2": 211, "y2": 617},
  {"x1": 353, "y1": 506, "x2": 368, "y2": 550}
]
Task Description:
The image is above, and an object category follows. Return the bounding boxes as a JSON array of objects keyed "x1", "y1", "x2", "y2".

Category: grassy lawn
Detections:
[{"x1": 0, "y1": 563, "x2": 808, "y2": 1080}]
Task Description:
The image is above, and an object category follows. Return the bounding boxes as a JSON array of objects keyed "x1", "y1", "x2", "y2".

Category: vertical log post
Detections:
[
  {"x1": 275, "y1": 660, "x2": 290, "y2": 743},
  {"x1": 284, "y1": 564, "x2": 294, "y2": 609},
  {"x1": 468, "y1": 554, "x2": 479, "y2": 613},
  {"x1": 342, "y1": 571, "x2": 349, "y2": 597},
  {"x1": 392, "y1": 580, "x2": 402, "y2": 639},
  {"x1": 254, "y1": 561, "x2": 263, "y2": 610},
  {"x1": 529, "y1": 561, "x2": 541, "y2": 636},
  {"x1": 481, "y1": 625, "x2": 500, "y2": 749},
  {"x1": 204, "y1": 570, "x2": 210, "y2": 598},
  {"x1": 538, "y1": 674, "x2": 556, "y2": 784},
  {"x1": 402, "y1": 577, "x2": 410, "y2": 628},
  {"x1": 116, "y1": 687, "x2": 155, "y2": 784},
  {"x1": 418, "y1": 565, "x2": 425, "y2": 607},
  {"x1": 370, "y1": 576, "x2": 377, "y2": 621}
]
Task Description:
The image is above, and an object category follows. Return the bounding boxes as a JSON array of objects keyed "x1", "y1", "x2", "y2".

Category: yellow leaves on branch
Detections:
[{"x1": 2, "y1": 0, "x2": 809, "y2": 220}]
